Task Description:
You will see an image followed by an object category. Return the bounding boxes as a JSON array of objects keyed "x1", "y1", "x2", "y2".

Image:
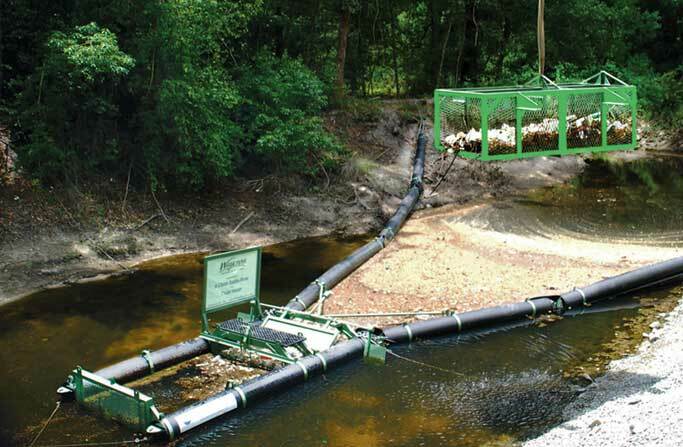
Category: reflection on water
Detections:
[{"x1": 457, "y1": 157, "x2": 683, "y2": 246}]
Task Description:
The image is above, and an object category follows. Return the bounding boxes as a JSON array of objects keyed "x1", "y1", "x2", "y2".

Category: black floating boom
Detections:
[
  {"x1": 149, "y1": 256, "x2": 683, "y2": 439},
  {"x1": 285, "y1": 127, "x2": 427, "y2": 312}
]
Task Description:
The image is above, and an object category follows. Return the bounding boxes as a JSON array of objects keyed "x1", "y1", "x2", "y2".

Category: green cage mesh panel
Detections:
[
  {"x1": 567, "y1": 93, "x2": 602, "y2": 148},
  {"x1": 487, "y1": 98, "x2": 516, "y2": 155},
  {"x1": 74, "y1": 371, "x2": 155, "y2": 430},
  {"x1": 435, "y1": 80, "x2": 636, "y2": 160},
  {"x1": 439, "y1": 96, "x2": 482, "y2": 153},
  {"x1": 606, "y1": 91, "x2": 633, "y2": 145},
  {"x1": 521, "y1": 95, "x2": 559, "y2": 153}
]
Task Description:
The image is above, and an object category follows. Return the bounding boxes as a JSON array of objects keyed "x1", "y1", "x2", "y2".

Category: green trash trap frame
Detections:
[{"x1": 434, "y1": 70, "x2": 637, "y2": 161}]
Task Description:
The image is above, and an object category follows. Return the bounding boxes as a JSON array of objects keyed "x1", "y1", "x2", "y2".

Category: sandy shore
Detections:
[
  {"x1": 524, "y1": 297, "x2": 683, "y2": 447},
  {"x1": 325, "y1": 202, "x2": 683, "y2": 326}
]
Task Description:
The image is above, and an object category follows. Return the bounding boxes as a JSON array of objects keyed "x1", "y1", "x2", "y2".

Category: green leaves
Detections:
[
  {"x1": 238, "y1": 53, "x2": 342, "y2": 175},
  {"x1": 46, "y1": 23, "x2": 134, "y2": 84},
  {"x1": 14, "y1": 23, "x2": 134, "y2": 182},
  {"x1": 157, "y1": 67, "x2": 243, "y2": 187},
  {"x1": 7, "y1": 0, "x2": 681, "y2": 190}
]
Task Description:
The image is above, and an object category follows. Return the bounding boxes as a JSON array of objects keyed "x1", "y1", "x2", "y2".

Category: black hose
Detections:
[
  {"x1": 560, "y1": 257, "x2": 683, "y2": 308},
  {"x1": 285, "y1": 126, "x2": 427, "y2": 311},
  {"x1": 77, "y1": 126, "x2": 428, "y2": 385},
  {"x1": 63, "y1": 125, "x2": 426, "y2": 398},
  {"x1": 155, "y1": 338, "x2": 365, "y2": 439},
  {"x1": 94, "y1": 337, "x2": 210, "y2": 384},
  {"x1": 382, "y1": 298, "x2": 557, "y2": 343},
  {"x1": 285, "y1": 239, "x2": 384, "y2": 311}
]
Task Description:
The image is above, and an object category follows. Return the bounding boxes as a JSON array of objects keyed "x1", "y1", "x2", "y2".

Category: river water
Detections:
[
  {"x1": 1, "y1": 155, "x2": 682, "y2": 446},
  {"x1": 459, "y1": 155, "x2": 683, "y2": 246}
]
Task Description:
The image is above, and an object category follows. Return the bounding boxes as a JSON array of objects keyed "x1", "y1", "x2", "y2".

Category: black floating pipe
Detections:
[
  {"x1": 95, "y1": 337, "x2": 210, "y2": 384},
  {"x1": 151, "y1": 338, "x2": 365, "y2": 439},
  {"x1": 285, "y1": 239, "x2": 384, "y2": 311},
  {"x1": 560, "y1": 257, "x2": 683, "y2": 309},
  {"x1": 60, "y1": 126, "x2": 426, "y2": 401},
  {"x1": 150, "y1": 151, "x2": 420, "y2": 431},
  {"x1": 382, "y1": 298, "x2": 557, "y2": 343},
  {"x1": 285, "y1": 129, "x2": 427, "y2": 312},
  {"x1": 148, "y1": 256, "x2": 683, "y2": 438}
]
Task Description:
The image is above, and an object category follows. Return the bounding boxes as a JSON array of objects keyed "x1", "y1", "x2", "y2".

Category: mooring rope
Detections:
[
  {"x1": 28, "y1": 401, "x2": 61, "y2": 447},
  {"x1": 386, "y1": 349, "x2": 465, "y2": 377},
  {"x1": 27, "y1": 400, "x2": 148, "y2": 447},
  {"x1": 428, "y1": 149, "x2": 460, "y2": 196}
]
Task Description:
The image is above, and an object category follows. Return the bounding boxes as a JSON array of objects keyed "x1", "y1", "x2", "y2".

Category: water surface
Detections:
[{"x1": 458, "y1": 156, "x2": 683, "y2": 246}]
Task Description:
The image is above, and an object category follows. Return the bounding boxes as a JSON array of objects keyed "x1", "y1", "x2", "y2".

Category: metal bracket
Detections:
[
  {"x1": 573, "y1": 287, "x2": 590, "y2": 307},
  {"x1": 380, "y1": 227, "x2": 395, "y2": 242},
  {"x1": 361, "y1": 331, "x2": 387, "y2": 365},
  {"x1": 291, "y1": 295, "x2": 306, "y2": 309},
  {"x1": 141, "y1": 350, "x2": 155, "y2": 373},
  {"x1": 312, "y1": 280, "x2": 332, "y2": 315}
]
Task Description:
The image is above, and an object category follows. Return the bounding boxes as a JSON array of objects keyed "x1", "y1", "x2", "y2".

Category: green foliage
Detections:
[
  {"x1": 2, "y1": 0, "x2": 683, "y2": 189},
  {"x1": 15, "y1": 22, "x2": 134, "y2": 182},
  {"x1": 156, "y1": 68, "x2": 243, "y2": 187},
  {"x1": 338, "y1": 98, "x2": 383, "y2": 122},
  {"x1": 642, "y1": 68, "x2": 683, "y2": 128},
  {"x1": 239, "y1": 53, "x2": 343, "y2": 175},
  {"x1": 141, "y1": 0, "x2": 258, "y2": 189},
  {"x1": 46, "y1": 23, "x2": 135, "y2": 83}
]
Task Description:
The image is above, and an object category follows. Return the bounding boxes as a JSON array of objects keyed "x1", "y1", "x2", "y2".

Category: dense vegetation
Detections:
[{"x1": 0, "y1": 0, "x2": 681, "y2": 190}]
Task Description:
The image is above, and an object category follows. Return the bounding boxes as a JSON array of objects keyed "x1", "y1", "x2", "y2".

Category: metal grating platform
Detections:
[{"x1": 217, "y1": 319, "x2": 306, "y2": 347}]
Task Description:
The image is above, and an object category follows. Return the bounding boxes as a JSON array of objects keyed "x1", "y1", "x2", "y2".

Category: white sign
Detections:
[{"x1": 203, "y1": 247, "x2": 261, "y2": 313}]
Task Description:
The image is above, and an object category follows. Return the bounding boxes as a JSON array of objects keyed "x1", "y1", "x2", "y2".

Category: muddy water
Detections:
[
  {"x1": 2, "y1": 156, "x2": 683, "y2": 446},
  {"x1": 0, "y1": 235, "x2": 369, "y2": 445}
]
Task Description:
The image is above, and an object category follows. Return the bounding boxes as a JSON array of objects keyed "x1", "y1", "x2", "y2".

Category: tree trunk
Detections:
[
  {"x1": 390, "y1": 13, "x2": 400, "y2": 97},
  {"x1": 427, "y1": 0, "x2": 441, "y2": 89},
  {"x1": 436, "y1": 19, "x2": 453, "y2": 87},
  {"x1": 496, "y1": 15, "x2": 510, "y2": 78},
  {"x1": 335, "y1": 7, "x2": 351, "y2": 100}
]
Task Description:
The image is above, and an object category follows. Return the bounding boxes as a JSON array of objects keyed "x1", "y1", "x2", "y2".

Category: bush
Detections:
[
  {"x1": 238, "y1": 53, "x2": 344, "y2": 175},
  {"x1": 154, "y1": 67, "x2": 243, "y2": 188},
  {"x1": 14, "y1": 23, "x2": 134, "y2": 182}
]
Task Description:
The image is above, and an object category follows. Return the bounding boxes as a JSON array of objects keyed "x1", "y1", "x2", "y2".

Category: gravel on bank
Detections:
[{"x1": 524, "y1": 297, "x2": 683, "y2": 447}]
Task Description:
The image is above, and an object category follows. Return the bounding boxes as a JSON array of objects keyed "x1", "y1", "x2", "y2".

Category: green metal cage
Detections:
[
  {"x1": 434, "y1": 71, "x2": 637, "y2": 161},
  {"x1": 70, "y1": 367, "x2": 161, "y2": 431}
]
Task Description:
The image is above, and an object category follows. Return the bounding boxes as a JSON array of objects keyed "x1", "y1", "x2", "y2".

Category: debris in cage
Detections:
[
  {"x1": 607, "y1": 119, "x2": 632, "y2": 144},
  {"x1": 442, "y1": 116, "x2": 631, "y2": 154}
]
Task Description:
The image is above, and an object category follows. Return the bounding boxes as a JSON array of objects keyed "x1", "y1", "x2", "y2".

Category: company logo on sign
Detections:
[
  {"x1": 203, "y1": 247, "x2": 260, "y2": 314},
  {"x1": 219, "y1": 258, "x2": 246, "y2": 275}
]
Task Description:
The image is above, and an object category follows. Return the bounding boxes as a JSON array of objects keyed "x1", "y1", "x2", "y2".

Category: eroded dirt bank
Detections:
[{"x1": 0, "y1": 102, "x2": 593, "y2": 306}]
